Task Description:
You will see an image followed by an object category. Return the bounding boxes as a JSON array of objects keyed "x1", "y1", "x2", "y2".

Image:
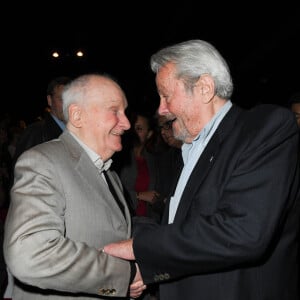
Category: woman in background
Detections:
[{"x1": 118, "y1": 111, "x2": 162, "y2": 224}]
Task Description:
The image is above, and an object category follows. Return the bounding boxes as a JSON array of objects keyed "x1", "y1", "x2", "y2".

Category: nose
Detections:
[
  {"x1": 121, "y1": 114, "x2": 131, "y2": 130},
  {"x1": 158, "y1": 100, "x2": 169, "y2": 115}
]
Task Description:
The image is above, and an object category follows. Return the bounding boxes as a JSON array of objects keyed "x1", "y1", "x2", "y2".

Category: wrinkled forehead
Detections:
[
  {"x1": 156, "y1": 62, "x2": 176, "y2": 81},
  {"x1": 87, "y1": 78, "x2": 126, "y2": 105}
]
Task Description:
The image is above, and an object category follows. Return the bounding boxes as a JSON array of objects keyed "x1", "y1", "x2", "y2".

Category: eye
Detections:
[{"x1": 135, "y1": 126, "x2": 143, "y2": 131}]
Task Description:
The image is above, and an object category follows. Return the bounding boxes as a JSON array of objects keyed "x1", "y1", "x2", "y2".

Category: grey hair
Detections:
[
  {"x1": 62, "y1": 74, "x2": 91, "y2": 123},
  {"x1": 62, "y1": 73, "x2": 118, "y2": 122},
  {"x1": 150, "y1": 39, "x2": 233, "y2": 99}
]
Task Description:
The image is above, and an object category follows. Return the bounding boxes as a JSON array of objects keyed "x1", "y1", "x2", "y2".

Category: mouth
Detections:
[{"x1": 111, "y1": 130, "x2": 124, "y2": 136}]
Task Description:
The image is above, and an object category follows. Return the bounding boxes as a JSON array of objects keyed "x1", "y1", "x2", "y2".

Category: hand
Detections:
[
  {"x1": 103, "y1": 239, "x2": 135, "y2": 260},
  {"x1": 139, "y1": 190, "x2": 160, "y2": 204},
  {"x1": 129, "y1": 263, "x2": 146, "y2": 298}
]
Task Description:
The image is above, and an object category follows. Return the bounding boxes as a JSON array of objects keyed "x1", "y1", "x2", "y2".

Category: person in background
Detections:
[
  {"x1": 7, "y1": 125, "x2": 23, "y2": 159},
  {"x1": 4, "y1": 73, "x2": 145, "y2": 300},
  {"x1": 288, "y1": 91, "x2": 300, "y2": 128},
  {"x1": 4, "y1": 77, "x2": 73, "y2": 299},
  {"x1": 0, "y1": 126, "x2": 12, "y2": 209},
  {"x1": 104, "y1": 39, "x2": 300, "y2": 300},
  {"x1": 12, "y1": 76, "x2": 72, "y2": 164},
  {"x1": 0, "y1": 216, "x2": 8, "y2": 298},
  {"x1": 144, "y1": 114, "x2": 184, "y2": 223},
  {"x1": 287, "y1": 91, "x2": 300, "y2": 287},
  {"x1": 114, "y1": 111, "x2": 162, "y2": 300},
  {"x1": 118, "y1": 111, "x2": 162, "y2": 225},
  {"x1": 155, "y1": 114, "x2": 183, "y2": 202}
]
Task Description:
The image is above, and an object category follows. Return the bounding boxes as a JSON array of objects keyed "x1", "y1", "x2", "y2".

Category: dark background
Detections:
[{"x1": 4, "y1": 2, "x2": 300, "y2": 123}]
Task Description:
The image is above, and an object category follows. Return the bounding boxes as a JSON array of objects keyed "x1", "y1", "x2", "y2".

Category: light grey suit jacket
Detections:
[{"x1": 4, "y1": 130, "x2": 133, "y2": 299}]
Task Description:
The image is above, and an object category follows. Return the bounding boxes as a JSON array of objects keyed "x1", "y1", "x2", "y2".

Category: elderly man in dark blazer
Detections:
[{"x1": 104, "y1": 40, "x2": 300, "y2": 300}]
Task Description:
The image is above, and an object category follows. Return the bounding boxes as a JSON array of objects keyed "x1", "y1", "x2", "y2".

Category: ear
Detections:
[
  {"x1": 195, "y1": 74, "x2": 215, "y2": 104},
  {"x1": 68, "y1": 104, "x2": 82, "y2": 128},
  {"x1": 47, "y1": 95, "x2": 52, "y2": 107}
]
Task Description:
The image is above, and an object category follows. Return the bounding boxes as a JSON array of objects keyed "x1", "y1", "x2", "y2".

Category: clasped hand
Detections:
[
  {"x1": 103, "y1": 239, "x2": 145, "y2": 298},
  {"x1": 130, "y1": 263, "x2": 146, "y2": 298}
]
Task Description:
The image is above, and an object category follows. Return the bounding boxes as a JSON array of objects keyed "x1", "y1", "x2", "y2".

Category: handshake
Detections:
[{"x1": 102, "y1": 239, "x2": 145, "y2": 299}]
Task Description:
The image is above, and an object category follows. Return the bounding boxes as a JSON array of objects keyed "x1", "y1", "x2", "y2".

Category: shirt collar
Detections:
[
  {"x1": 194, "y1": 100, "x2": 232, "y2": 143},
  {"x1": 69, "y1": 131, "x2": 112, "y2": 172},
  {"x1": 51, "y1": 113, "x2": 66, "y2": 131},
  {"x1": 94, "y1": 157, "x2": 112, "y2": 172},
  {"x1": 182, "y1": 100, "x2": 232, "y2": 163}
]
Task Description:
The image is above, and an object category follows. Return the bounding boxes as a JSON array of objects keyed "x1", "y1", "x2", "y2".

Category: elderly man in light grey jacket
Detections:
[{"x1": 4, "y1": 73, "x2": 145, "y2": 300}]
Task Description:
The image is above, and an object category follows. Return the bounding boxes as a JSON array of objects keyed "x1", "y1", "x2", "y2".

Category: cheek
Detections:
[
  {"x1": 139, "y1": 132, "x2": 147, "y2": 141},
  {"x1": 171, "y1": 102, "x2": 185, "y2": 117},
  {"x1": 135, "y1": 130, "x2": 143, "y2": 138},
  {"x1": 169, "y1": 94, "x2": 186, "y2": 113},
  {"x1": 52, "y1": 100, "x2": 62, "y2": 109}
]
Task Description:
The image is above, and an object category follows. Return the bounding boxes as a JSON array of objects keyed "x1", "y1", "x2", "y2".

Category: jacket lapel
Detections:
[
  {"x1": 171, "y1": 105, "x2": 243, "y2": 223},
  {"x1": 60, "y1": 131, "x2": 130, "y2": 223}
]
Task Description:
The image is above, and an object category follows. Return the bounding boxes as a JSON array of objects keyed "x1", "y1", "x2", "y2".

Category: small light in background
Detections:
[
  {"x1": 76, "y1": 50, "x2": 84, "y2": 57},
  {"x1": 49, "y1": 49, "x2": 86, "y2": 59},
  {"x1": 52, "y1": 51, "x2": 60, "y2": 58}
]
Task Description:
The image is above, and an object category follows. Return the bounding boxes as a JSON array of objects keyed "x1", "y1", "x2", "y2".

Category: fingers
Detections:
[
  {"x1": 131, "y1": 264, "x2": 146, "y2": 297},
  {"x1": 129, "y1": 280, "x2": 147, "y2": 298},
  {"x1": 103, "y1": 239, "x2": 135, "y2": 260},
  {"x1": 152, "y1": 192, "x2": 160, "y2": 203}
]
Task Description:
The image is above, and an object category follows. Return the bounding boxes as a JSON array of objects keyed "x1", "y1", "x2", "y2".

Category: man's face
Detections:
[
  {"x1": 78, "y1": 77, "x2": 131, "y2": 161},
  {"x1": 156, "y1": 63, "x2": 203, "y2": 144},
  {"x1": 47, "y1": 84, "x2": 65, "y2": 122},
  {"x1": 291, "y1": 103, "x2": 300, "y2": 128}
]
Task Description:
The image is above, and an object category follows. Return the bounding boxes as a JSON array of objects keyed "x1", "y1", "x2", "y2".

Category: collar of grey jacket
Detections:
[{"x1": 94, "y1": 158, "x2": 112, "y2": 172}]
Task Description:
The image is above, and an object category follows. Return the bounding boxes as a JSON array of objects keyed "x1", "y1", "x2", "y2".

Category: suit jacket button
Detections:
[
  {"x1": 154, "y1": 275, "x2": 159, "y2": 282},
  {"x1": 111, "y1": 289, "x2": 116, "y2": 295},
  {"x1": 164, "y1": 273, "x2": 170, "y2": 280}
]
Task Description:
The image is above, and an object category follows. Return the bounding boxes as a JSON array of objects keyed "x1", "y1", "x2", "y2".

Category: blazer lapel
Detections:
[
  {"x1": 172, "y1": 105, "x2": 243, "y2": 223},
  {"x1": 104, "y1": 170, "x2": 132, "y2": 222},
  {"x1": 60, "y1": 131, "x2": 130, "y2": 223}
]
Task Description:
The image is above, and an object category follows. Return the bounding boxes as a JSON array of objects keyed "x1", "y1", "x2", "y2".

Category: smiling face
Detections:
[
  {"x1": 68, "y1": 76, "x2": 130, "y2": 161},
  {"x1": 156, "y1": 62, "x2": 221, "y2": 144},
  {"x1": 155, "y1": 63, "x2": 202, "y2": 143}
]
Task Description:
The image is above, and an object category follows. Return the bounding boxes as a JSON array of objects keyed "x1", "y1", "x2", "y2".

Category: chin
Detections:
[{"x1": 113, "y1": 143, "x2": 123, "y2": 152}]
